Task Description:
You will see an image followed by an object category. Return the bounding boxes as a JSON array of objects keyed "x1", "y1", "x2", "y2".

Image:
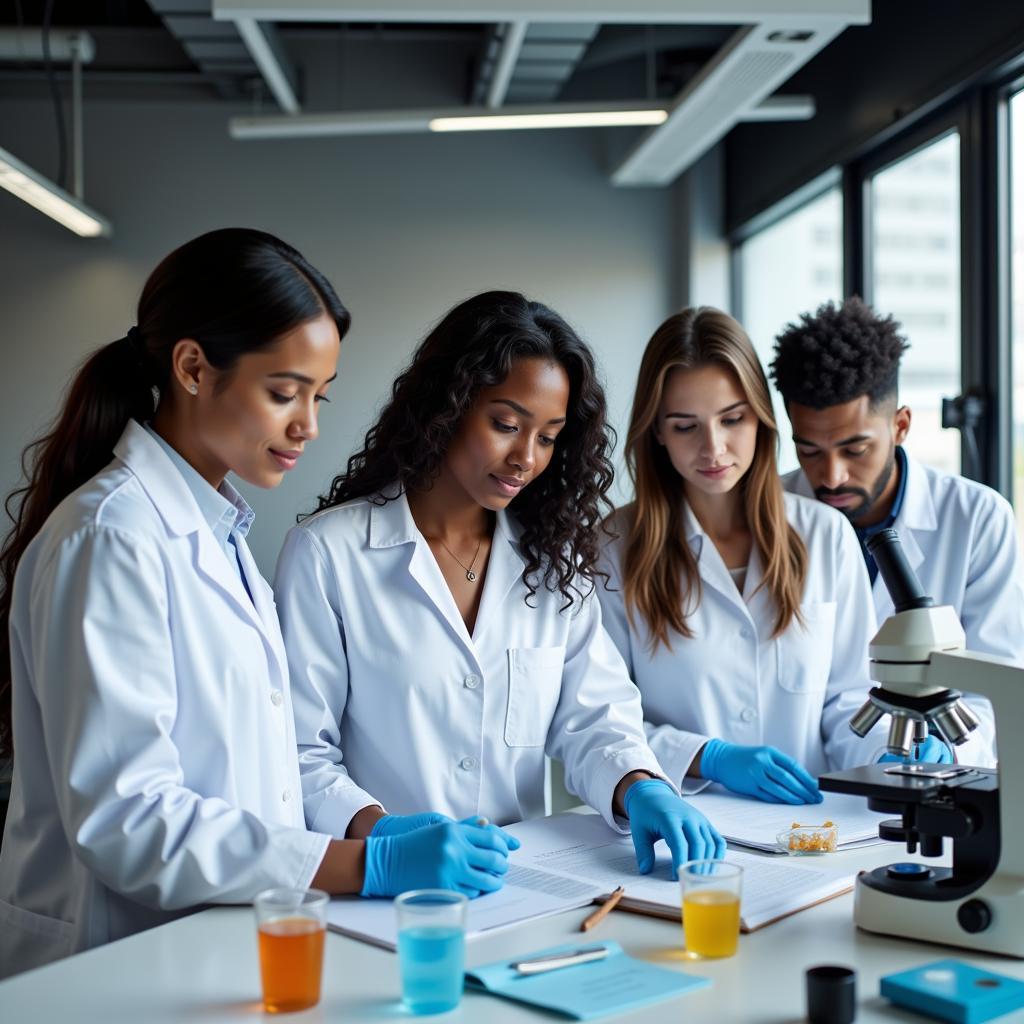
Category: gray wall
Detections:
[{"x1": 0, "y1": 98, "x2": 678, "y2": 574}]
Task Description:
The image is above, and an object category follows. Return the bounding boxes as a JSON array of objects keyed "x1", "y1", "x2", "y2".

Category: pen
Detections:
[
  {"x1": 580, "y1": 886, "x2": 625, "y2": 932},
  {"x1": 510, "y1": 946, "x2": 609, "y2": 975}
]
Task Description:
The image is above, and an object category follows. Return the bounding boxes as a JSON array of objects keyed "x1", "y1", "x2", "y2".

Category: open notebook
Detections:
[
  {"x1": 684, "y1": 786, "x2": 889, "y2": 853},
  {"x1": 326, "y1": 810, "x2": 855, "y2": 949}
]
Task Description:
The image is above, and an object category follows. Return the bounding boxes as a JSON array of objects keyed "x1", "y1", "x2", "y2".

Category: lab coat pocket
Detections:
[
  {"x1": 775, "y1": 601, "x2": 837, "y2": 693},
  {"x1": 0, "y1": 897, "x2": 75, "y2": 978},
  {"x1": 504, "y1": 646, "x2": 566, "y2": 748}
]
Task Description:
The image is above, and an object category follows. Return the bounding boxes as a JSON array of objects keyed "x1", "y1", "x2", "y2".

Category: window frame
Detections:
[{"x1": 729, "y1": 52, "x2": 1024, "y2": 499}]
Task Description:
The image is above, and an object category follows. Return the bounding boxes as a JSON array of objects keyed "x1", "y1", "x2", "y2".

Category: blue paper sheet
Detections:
[{"x1": 464, "y1": 940, "x2": 709, "y2": 1020}]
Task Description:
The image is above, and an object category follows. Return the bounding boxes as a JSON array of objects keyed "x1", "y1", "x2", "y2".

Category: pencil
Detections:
[{"x1": 580, "y1": 886, "x2": 625, "y2": 932}]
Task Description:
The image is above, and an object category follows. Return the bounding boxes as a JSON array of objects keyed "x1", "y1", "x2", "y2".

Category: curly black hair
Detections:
[
  {"x1": 769, "y1": 296, "x2": 909, "y2": 409},
  {"x1": 312, "y1": 290, "x2": 615, "y2": 609}
]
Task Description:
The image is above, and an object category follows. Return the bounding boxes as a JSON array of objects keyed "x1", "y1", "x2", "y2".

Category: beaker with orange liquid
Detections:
[
  {"x1": 254, "y1": 888, "x2": 328, "y2": 1013},
  {"x1": 680, "y1": 860, "x2": 742, "y2": 959}
]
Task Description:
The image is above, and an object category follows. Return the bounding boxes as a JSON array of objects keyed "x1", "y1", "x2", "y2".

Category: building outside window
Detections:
[
  {"x1": 869, "y1": 132, "x2": 962, "y2": 475},
  {"x1": 738, "y1": 187, "x2": 843, "y2": 473}
]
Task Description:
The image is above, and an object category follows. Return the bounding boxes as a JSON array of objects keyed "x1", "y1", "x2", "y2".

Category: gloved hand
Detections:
[
  {"x1": 369, "y1": 812, "x2": 453, "y2": 838},
  {"x1": 624, "y1": 779, "x2": 726, "y2": 879},
  {"x1": 361, "y1": 820, "x2": 521, "y2": 899},
  {"x1": 699, "y1": 739, "x2": 822, "y2": 805},
  {"x1": 879, "y1": 734, "x2": 954, "y2": 765}
]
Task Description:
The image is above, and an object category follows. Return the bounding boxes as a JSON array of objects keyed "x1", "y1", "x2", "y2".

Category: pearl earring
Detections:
[{"x1": 188, "y1": 383, "x2": 198, "y2": 395}]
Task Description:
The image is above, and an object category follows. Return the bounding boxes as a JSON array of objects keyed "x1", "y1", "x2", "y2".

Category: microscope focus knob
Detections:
[{"x1": 957, "y1": 899, "x2": 992, "y2": 934}]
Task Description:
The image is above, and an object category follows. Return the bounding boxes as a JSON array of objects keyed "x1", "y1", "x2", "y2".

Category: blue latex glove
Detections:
[
  {"x1": 361, "y1": 820, "x2": 521, "y2": 898},
  {"x1": 700, "y1": 739, "x2": 822, "y2": 805},
  {"x1": 369, "y1": 812, "x2": 453, "y2": 838},
  {"x1": 879, "y1": 734, "x2": 954, "y2": 765},
  {"x1": 624, "y1": 779, "x2": 726, "y2": 879}
]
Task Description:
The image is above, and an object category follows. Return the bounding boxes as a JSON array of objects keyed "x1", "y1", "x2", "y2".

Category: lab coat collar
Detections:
[
  {"x1": 367, "y1": 484, "x2": 419, "y2": 548},
  {"x1": 368, "y1": 486, "x2": 526, "y2": 646},
  {"x1": 114, "y1": 420, "x2": 205, "y2": 539},
  {"x1": 889, "y1": 453, "x2": 933, "y2": 571},
  {"x1": 790, "y1": 455, "x2": 930, "y2": 573},
  {"x1": 680, "y1": 500, "x2": 752, "y2": 619},
  {"x1": 367, "y1": 485, "x2": 524, "y2": 560},
  {"x1": 113, "y1": 420, "x2": 284, "y2": 663},
  {"x1": 893, "y1": 454, "x2": 938, "y2": 533}
]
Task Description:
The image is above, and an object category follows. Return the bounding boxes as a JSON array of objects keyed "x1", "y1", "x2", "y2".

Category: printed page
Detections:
[
  {"x1": 326, "y1": 863, "x2": 602, "y2": 949},
  {"x1": 683, "y1": 786, "x2": 888, "y2": 851},
  {"x1": 506, "y1": 812, "x2": 854, "y2": 930}
]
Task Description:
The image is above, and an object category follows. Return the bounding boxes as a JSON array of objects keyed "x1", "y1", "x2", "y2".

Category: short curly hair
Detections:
[{"x1": 769, "y1": 296, "x2": 909, "y2": 410}]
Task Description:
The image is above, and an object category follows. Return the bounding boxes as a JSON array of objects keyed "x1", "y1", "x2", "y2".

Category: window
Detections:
[
  {"x1": 868, "y1": 131, "x2": 962, "y2": 474},
  {"x1": 1012, "y1": 88, "x2": 1024, "y2": 539},
  {"x1": 738, "y1": 187, "x2": 843, "y2": 473}
]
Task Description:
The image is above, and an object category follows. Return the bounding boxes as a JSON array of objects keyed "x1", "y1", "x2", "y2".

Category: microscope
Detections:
[{"x1": 818, "y1": 528, "x2": 1023, "y2": 957}]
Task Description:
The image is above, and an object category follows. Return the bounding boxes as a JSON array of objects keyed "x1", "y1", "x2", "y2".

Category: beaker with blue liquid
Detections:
[{"x1": 395, "y1": 890, "x2": 468, "y2": 1014}]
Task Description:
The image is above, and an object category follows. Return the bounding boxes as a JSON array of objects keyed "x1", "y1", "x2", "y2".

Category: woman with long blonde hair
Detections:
[{"x1": 597, "y1": 307, "x2": 881, "y2": 803}]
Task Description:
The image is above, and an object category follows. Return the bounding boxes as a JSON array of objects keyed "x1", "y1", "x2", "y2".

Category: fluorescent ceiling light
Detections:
[
  {"x1": 230, "y1": 102, "x2": 670, "y2": 140},
  {"x1": 430, "y1": 108, "x2": 667, "y2": 131},
  {"x1": 0, "y1": 145, "x2": 110, "y2": 237}
]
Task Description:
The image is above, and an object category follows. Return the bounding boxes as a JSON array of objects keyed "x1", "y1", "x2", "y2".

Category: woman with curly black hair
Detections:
[{"x1": 274, "y1": 290, "x2": 724, "y2": 895}]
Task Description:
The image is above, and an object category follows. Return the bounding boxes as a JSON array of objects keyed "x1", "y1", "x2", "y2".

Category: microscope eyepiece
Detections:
[{"x1": 866, "y1": 528, "x2": 935, "y2": 613}]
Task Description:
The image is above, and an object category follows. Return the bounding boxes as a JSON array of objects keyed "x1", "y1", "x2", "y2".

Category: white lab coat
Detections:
[
  {"x1": 273, "y1": 489, "x2": 667, "y2": 837},
  {"x1": 596, "y1": 493, "x2": 883, "y2": 792},
  {"x1": 0, "y1": 421, "x2": 329, "y2": 979},
  {"x1": 785, "y1": 455, "x2": 1024, "y2": 767}
]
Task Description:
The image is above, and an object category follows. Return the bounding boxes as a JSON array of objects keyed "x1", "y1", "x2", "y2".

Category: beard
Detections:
[{"x1": 814, "y1": 443, "x2": 896, "y2": 525}]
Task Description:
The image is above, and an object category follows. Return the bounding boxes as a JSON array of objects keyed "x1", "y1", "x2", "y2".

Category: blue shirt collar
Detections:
[
  {"x1": 855, "y1": 445, "x2": 908, "y2": 580},
  {"x1": 143, "y1": 423, "x2": 254, "y2": 541}
]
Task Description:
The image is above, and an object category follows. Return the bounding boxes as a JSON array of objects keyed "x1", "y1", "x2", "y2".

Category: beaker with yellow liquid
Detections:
[{"x1": 680, "y1": 860, "x2": 742, "y2": 959}]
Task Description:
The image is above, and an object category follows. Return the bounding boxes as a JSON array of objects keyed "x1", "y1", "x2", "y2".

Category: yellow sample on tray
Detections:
[{"x1": 784, "y1": 821, "x2": 838, "y2": 853}]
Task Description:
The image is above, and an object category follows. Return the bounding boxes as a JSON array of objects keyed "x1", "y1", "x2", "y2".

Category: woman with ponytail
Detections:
[
  {"x1": 597, "y1": 308, "x2": 882, "y2": 805},
  {"x1": 0, "y1": 230, "x2": 505, "y2": 979}
]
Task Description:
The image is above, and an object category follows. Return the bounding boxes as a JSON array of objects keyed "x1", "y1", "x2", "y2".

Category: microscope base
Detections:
[{"x1": 854, "y1": 875, "x2": 1024, "y2": 958}]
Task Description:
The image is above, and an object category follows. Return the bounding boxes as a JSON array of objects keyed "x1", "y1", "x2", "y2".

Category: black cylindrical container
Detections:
[{"x1": 806, "y1": 964, "x2": 856, "y2": 1024}]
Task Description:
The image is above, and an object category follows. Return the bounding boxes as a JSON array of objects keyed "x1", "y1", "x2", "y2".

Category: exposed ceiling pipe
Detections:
[
  {"x1": 234, "y1": 17, "x2": 300, "y2": 112},
  {"x1": 0, "y1": 29, "x2": 110, "y2": 236},
  {"x1": 485, "y1": 21, "x2": 527, "y2": 107},
  {"x1": 0, "y1": 28, "x2": 95, "y2": 62}
]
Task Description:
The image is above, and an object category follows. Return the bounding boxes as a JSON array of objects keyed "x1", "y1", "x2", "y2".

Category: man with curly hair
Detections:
[{"x1": 770, "y1": 296, "x2": 1024, "y2": 768}]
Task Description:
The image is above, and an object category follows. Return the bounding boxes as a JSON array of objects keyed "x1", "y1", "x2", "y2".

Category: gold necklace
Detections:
[{"x1": 438, "y1": 536, "x2": 483, "y2": 582}]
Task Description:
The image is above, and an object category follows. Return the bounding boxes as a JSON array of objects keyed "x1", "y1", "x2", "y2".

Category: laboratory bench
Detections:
[{"x1": 1, "y1": 839, "x2": 1021, "y2": 1023}]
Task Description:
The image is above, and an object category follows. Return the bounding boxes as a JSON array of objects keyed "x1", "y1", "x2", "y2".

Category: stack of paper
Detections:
[
  {"x1": 685, "y1": 786, "x2": 889, "y2": 853},
  {"x1": 326, "y1": 809, "x2": 857, "y2": 948}
]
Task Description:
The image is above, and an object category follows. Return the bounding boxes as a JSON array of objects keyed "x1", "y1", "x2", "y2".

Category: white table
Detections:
[{"x1": 2, "y1": 841, "x2": 1020, "y2": 1023}]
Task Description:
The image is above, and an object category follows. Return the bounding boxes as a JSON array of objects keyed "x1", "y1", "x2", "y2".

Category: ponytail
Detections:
[
  {"x1": 0, "y1": 334, "x2": 154, "y2": 757},
  {"x1": 0, "y1": 227, "x2": 351, "y2": 757}
]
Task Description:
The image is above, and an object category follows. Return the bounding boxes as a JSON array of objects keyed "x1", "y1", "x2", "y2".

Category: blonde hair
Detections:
[{"x1": 620, "y1": 307, "x2": 807, "y2": 650}]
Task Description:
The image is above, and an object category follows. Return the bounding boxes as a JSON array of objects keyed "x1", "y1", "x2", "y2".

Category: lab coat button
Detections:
[
  {"x1": 740, "y1": 708, "x2": 756, "y2": 723},
  {"x1": 459, "y1": 756, "x2": 477, "y2": 771},
  {"x1": 464, "y1": 674, "x2": 480, "y2": 689},
  {"x1": 281, "y1": 789, "x2": 290, "y2": 802},
  {"x1": 270, "y1": 690, "x2": 284, "y2": 706},
  {"x1": 740, "y1": 628, "x2": 753, "y2": 641}
]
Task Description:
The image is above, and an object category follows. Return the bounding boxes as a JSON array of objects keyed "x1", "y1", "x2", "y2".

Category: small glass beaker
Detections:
[
  {"x1": 395, "y1": 889, "x2": 468, "y2": 1015},
  {"x1": 680, "y1": 860, "x2": 742, "y2": 959},
  {"x1": 254, "y1": 887, "x2": 328, "y2": 1014}
]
